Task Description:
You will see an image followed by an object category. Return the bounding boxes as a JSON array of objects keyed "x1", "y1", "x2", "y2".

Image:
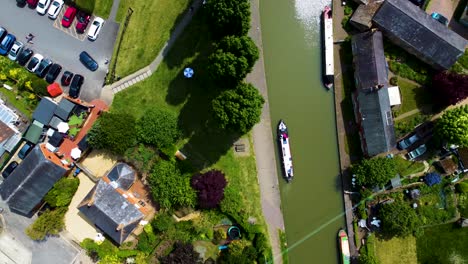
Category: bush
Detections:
[
  {"x1": 25, "y1": 207, "x2": 67, "y2": 240},
  {"x1": 213, "y1": 229, "x2": 226, "y2": 244},
  {"x1": 152, "y1": 213, "x2": 175, "y2": 233},
  {"x1": 456, "y1": 182, "x2": 468, "y2": 193},
  {"x1": 81, "y1": 238, "x2": 139, "y2": 262},
  {"x1": 137, "y1": 225, "x2": 158, "y2": 254},
  {"x1": 136, "y1": 108, "x2": 180, "y2": 149},
  {"x1": 389, "y1": 76, "x2": 398, "y2": 86},
  {"x1": 44, "y1": 177, "x2": 79, "y2": 208},
  {"x1": 344, "y1": 5, "x2": 354, "y2": 15},
  {"x1": 388, "y1": 61, "x2": 430, "y2": 84}
]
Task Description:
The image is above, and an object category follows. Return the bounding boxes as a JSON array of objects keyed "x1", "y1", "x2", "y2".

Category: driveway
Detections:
[
  {"x1": 0, "y1": 1, "x2": 120, "y2": 102},
  {"x1": 0, "y1": 199, "x2": 79, "y2": 264}
]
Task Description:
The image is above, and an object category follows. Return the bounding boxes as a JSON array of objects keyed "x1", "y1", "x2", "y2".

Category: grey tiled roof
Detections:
[
  {"x1": 54, "y1": 99, "x2": 76, "y2": 121},
  {"x1": 33, "y1": 98, "x2": 57, "y2": 125},
  {"x1": 373, "y1": 0, "x2": 467, "y2": 69}
]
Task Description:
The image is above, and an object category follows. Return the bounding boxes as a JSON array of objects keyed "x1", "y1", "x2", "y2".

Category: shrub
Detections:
[
  {"x1": 44, "y1": 177, "x2": 79, "y2": 208},
  {"x1": 30, "y1": 75, "x2": 49, "y2": 96},
  {"x1": 137, "y1": 225, "x2": 158, "y2": 254},
  {"x1": 456, "y1": 182, "x2": 468, "y2": 193},
  {"x1": 25, "y1": 207, "x2": 67, "y2": 240},
  {"x1": 213, "y1": 229, "x2": 226, "y2": 244},
  {"x1": 344, "y1": 5, "x2": 354, "y2": 15},
  {"x1": 136, "y1": 108, "x2": 180, "y2": 149},
  {"x1": 389, "y1": 76, "x2": 398, "y2": 86},
  {"x1": 152, "y1": 213, "x2": 175, "y2": 233}
]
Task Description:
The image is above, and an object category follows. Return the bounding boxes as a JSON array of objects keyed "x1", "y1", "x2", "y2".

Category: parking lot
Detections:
[{"x1": 0, "y1": 1, "x2": 120, "y2": 102}]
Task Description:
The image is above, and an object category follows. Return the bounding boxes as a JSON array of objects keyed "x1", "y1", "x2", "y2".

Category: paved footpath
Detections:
[{"x1": 247, "y1": 0, "x2": 285, "y2": 263}]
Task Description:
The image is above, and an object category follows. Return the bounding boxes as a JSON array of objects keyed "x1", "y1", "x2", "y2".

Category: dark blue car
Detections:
[
  {"x1": 0, "y1": 34, "x2": 16, "y2": 55},
  {"x1": 79, "y1": 51, "x2": 98, "y2": 71}
]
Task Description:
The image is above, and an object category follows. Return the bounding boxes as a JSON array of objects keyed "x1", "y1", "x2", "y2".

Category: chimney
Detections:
[
  {"x1": 116, "y1": 223, "x2": 124, "y2": 231},
  {"x1": 87, "y1": 197, "x2": 95, "y2": 207}
]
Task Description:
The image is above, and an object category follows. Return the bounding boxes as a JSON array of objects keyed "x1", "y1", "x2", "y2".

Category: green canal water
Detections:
[{"x1": 259, "y1": 0, "x2": 345, "y2": 263}]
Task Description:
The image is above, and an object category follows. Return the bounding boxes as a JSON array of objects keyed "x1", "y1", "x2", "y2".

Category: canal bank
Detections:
[{"x1": 260, "y1": 0, "x2": 345, "y2": 263}]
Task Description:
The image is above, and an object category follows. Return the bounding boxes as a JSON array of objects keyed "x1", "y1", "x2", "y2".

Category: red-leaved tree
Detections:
[
  {"x1": 432, "y1": 72, "x2": 468, "y2": 106},
  {"x1": 191, "y1": 170, "x2": 228, "y2": 209}
]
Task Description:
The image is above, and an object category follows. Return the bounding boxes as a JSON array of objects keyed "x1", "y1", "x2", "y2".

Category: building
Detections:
[
  {"x1": 351, "y1": 30, "x2": 396, "y2": 156},
  {"x1": 372, "y1": 0, "x2": 468, "y2": 70},
  {"x1": 350, "y1": 2, "x2": 383, "y2": 32},
  {"x1": 0, "y1": 100, "x2": 22, "y2": 156},
  {"x1": 78, "y1": 163, "x2": 146, "y2": 244},
  {"x1": 32, "y1": 97, "x2": 57, "y2": 125},
  {"x1": 460, "y1": 4, "x2": 468, "y2": 27},
  {"x1": 0, "y1": 145, "x2": 67, "y2": 216}
]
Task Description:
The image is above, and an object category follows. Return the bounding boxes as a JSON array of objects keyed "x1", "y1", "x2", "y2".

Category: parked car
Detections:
[
  {"x1": 35, "y1": 58, "x2": 52, "y2": 78},
  {"x1": 76, "y1": 11, "x2": 90, "y2": 33},
  {"x1": 36, "y1": 0, "x2": 51, "y2": 14},
  {"x1": 87, "y1": 17, "x2": 104, "y2": 40},
  {"x1": 61, "y1": 6, "x2": 77, "y2": 28},
  {"x1": 431, "y1": 12, "x2": 449, "y2": 26},
  {"x1": 45, "y1": 63, "x2": 62, "y2": 83},
  {"x1": 7, "y1": 40, "x2": 24, "y2": 61},
  {"x1": 69, "y1": 74, "x2": 83, "y2": 98},
  {"x1": 408, "y1": 144, "x2": 427, "y2": 160},
  {"x1": 16, "y1": 0, "x2": 27, "y2": 7},
  {"x1": 18, "y1": 142, "x2": 34, "y2": 159},
  {"x1": 79, "y1": 51, "x2": 98, "y2": 71},
  {"x1": 47, "y1": 0, "x2": 63, "y2": 19},
  {"x1": 0, "y1": 27, "x2": 7, "y2": 42},
  {"x1": 17, "y1": 48, "x2": 33, "y2": 66},
  {"x1": 26, "y1": 53, "x2": 43, "y2": 72},
  {"x1": 61, "y1": 70, "x2": 73, "y2": 86},
  {"x1": 26, "y1": 0, "x2": 39, "y2": 8},
  {"x1": 2, "y1": 161, "x2": 18, "y2": 179},
  {"x1": 398, "y1": 134, "x2": 420, "y2": 150},
  {"x1": 0, "y1": 34, "x2": 16, "y2": 56}
]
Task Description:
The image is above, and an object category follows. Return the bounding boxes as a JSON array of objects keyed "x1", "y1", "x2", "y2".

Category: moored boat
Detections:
[
  {"x1": 278, "y1": 120, "x2": 293, "y2": 182},
  {"x1": 322, "y1": 5, "x2": 334, "y2": 89},
  {"x1": 338, "y1": 229, "x2": 351, "y2": 264}
]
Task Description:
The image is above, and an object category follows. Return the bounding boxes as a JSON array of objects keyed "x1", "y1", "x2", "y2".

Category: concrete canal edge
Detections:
[{"x1": 247, "y1": 0, "x2": 286, "y2": 263}]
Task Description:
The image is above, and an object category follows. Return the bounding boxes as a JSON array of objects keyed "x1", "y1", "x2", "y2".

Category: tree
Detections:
[
  {"x1": 25, "y1": 207, "x2": 67, "y2": 240},
  {"x1": 435, "y1": 105, "x2": 468, "y2": 146},
  {"x1": 212, "y1": 82, "x2": 265, "y2": 133},
  {"x1": 204, "y1": 0, "x2": 251, "y2": 37},
  {"x1": 378, "y1": 201, "x2": 421, "y2": 237},
  {"x1": 148, "y1": 160, "x2": 196, "y2": 209},
  {"x1": 44, "y1": 177, "x2": 79, "y2": 207},
  {"x1": 159, "y1": 242, "x2": 202, "y2": 264},
  {"x1": 191, "y1": 170, "x2": 227, "y2": 209},
  {"x1": 208, "y1": 36, "x2": 259, "y2": 84},
  {"x1": 432, "y1": 71, "x2": 468, "y2": 106},
  {"x1": 351, "y1": 157, "x2": 397, "y2": 188},
  {"x1": 218, "y1": 240, "x2": 254, "y2": 264},
  {"x1": 136, "y1": 108, "x2": 180, "y2": 149},
  {"x1": 88, "y1": 112, "x2": 137, "y2": 155}
]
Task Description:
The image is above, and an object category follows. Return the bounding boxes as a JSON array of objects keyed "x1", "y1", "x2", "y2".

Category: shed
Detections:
[
  {"x1": 436, "y1": 157, "x2": 457, "y2": 175},
  {"x1": 54, "y1": 99, "x2": 76, "y2": 121},
  {"x1": 0, "y1": 145, "x2": 67, "y2": 216},
  {"x1": 350, "y1": 2, "x2": 383, "y2": 32},
  {"x1": 48, "y1": 130, "x2": 64, "y2": 148},
  {"x1": 24, "y1": 120, "x2": 44, "y2": 144},
  {"x1": 387, "y1": 86, "x2": 401, "y2": 106},
  {"x1": 33, "y1": 97, "x2": 57, "y2": 125},
  {"x1": 372, "y1": 0, "x2": 468, "y2": 70}
]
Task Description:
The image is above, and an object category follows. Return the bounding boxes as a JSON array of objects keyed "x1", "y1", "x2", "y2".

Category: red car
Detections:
[
  {"x1": 61, "y1": 6, "x2": 77, "y2": 28},
  {"x1": 26, "y1": 0, "x2": 39, "y2": 8},
  {"x1": 76, "y1": 11, "x2": 90, "y2": 33}
]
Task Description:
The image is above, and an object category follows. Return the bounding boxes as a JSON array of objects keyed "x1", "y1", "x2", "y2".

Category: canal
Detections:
[{"x1": 259, "y1": 0, "x2": 345, "y2": 263}]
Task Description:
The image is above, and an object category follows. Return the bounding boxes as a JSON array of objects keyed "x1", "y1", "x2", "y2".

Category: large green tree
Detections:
[
  {"x1": 208, "y1": 36, "x2": 259, "y2": 85},
  {"x1": 88, "y1": 112, "x2": 137, "y2": 155},
  {"x1": 379, "y1": 201, "x2": 421, "y2": 237},
  {"x1": 148, "y1": 160, "x2": 196, "y2": 209},
  {"x1": 435, "y1": 105, "x2": 468, "y2": 146},
  {"x1": 212, "y1": 82, "x2": 265, "y2": 133},
  {"x1": 204, "y1": 0, "x2": 251, "y2": 37},
  {"x1": 44, "y1": 177, "x2": 79, "y2": 208},
  {"x1": 136, "y1": 108, "x2": 180, "y2": 149},
  {"x1": 352, "y1": 157, "x2": 397, "y2": 188}
]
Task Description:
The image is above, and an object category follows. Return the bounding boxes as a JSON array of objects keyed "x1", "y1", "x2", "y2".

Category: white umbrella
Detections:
[
  {"x1": 183, "y1": 67, "x2": 194, "y2": 78},
  {"x1": 71, "y1": 147, "x2": 82, "y2": 160},
  {"x1": 57, "y1": 122, "x2": 69, "y2": 133}
]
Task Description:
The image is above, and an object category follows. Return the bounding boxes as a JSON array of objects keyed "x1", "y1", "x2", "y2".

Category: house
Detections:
[
  {"x1": 33, "y1": 97, "x2": 57, "y2": 125},
  {"x1": 0, "y1": 145, "x2": 67, "y2": 216},
  {"x1": 350, "y1": 2, "x2": 383, "y2": 32},
  {"x1": 78, "y1": 163, "x2": 145, "y2": 244},
  {"x1": 372, "y1": 0, "x2": 468, "y2": 70},
  {"x1": 0, "y1": 101, "x2": 22, "y2": 156},
  {"x1": 351, "y1": 30, "x2": 396, "y2": 156}
]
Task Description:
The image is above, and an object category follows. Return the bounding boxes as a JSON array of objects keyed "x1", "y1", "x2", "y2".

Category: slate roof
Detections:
[
  {"x1": 48, "y1": 116, "x2": 63, "y2": 130},
  {"x1": 352, "y1": 31, "x2": 396, "y2": 156},
  {"x1": 372, "y1": 0, "x2": 468, "y2": 70},
  {"x1": 0, "y1": 145, "x2": 67, "y2": 216},
  {"x1": 33, "y1": 97, "x2": 57, "y2": 125},
  {"x1": 107, "y1": 163, "x2": 136, "y2": 191},
  {"x1": 78, "y1": 180, "x2": 144, "y2": 244},
  {"x1": 54, "y1": 99, "x2": 76, "y2": 121},
  {"x1": 350, "y1": 2, "x2": 383, "y2": 32},
  {"x1": 48, "y1": 131, "x2": 64, "y2": 148},
  {"x1": 24, "y1": 120, "x2": 44, "y2": 144}
]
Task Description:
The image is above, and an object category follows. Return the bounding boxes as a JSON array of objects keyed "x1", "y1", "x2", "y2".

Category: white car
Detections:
[
  {"x1": 47, "y1": 0, "x2": 64, "y2": 19},
  {"x1": 7, "y1": 41, "x2": 24, "y2": 61},
  {"x1": 26, "y1": 54, "x2": 44, "y2": 73},
  {"x1": 36, "y1": 0, "x2": 51, "y2": 15},
  {"x1": 87, "y1": 17, "x2": 105, "y2": 40}
]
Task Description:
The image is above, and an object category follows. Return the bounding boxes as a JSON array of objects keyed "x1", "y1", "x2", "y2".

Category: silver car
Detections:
[
  {"x1": 408, "y1": 144, "x2": 427, "y2": 160},
  {"x1": 7, "y1": 41, "x2": 24, "y2": 61}
]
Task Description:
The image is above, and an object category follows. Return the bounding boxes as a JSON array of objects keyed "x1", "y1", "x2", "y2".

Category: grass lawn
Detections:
[
  {"x1": 394, "y1": 155, "x2": 425, "y2": 177},
  {"x1": 112, "y1": 10, "x2": 268, "y2": 245},
  {"x1": 75, "y1": 0, "x2": 113, "y2": 18},
  {"x1": 0, "y1": 89, "x2": 34, "y2": 118},
  {"x1": 396, "y1": 78, "x2": 433, "y2": 115},
  {"x1": 416, "y1": 223, "x2": 468, "y2": 264},
  {"x1": 374, "y1": 235, "x2": 418, "y2": 264},
  {"x1": 394, "y1": 112, "x2": 431, "y2": 138},
  {"x1": 113, "y1": 0, "x2": 191, "y2": 77}
]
